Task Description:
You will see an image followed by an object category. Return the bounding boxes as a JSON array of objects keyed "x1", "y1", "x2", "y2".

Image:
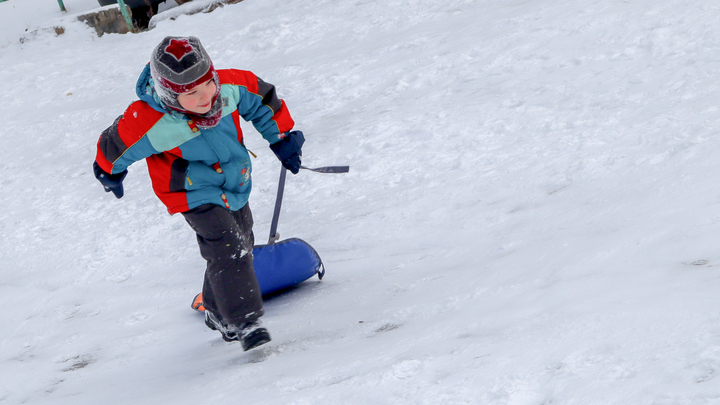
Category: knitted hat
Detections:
[{"x1": 150, "y1": 36, "x2": 217, "y2": 111}]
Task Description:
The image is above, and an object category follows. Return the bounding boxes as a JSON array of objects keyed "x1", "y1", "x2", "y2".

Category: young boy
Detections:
[{"x1": 93, "y1": 36, "x2": 304, "y2": 351}]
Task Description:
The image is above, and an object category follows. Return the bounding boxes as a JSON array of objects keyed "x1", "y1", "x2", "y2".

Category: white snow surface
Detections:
[{"x1": 2, "y1": 0, "x2": 720, "y2": 403}]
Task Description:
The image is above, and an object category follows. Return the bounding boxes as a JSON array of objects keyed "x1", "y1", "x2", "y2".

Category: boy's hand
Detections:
[
  {"x1": 93, "y1": 161, "x2": 128, "y2": 199},
  {"x1": 270, "y1": 130, "x2": 304, "y2": 174}
]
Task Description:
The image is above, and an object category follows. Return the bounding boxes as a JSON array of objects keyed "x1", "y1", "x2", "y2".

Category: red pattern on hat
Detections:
[{"x1": 165, "y1": 39, "x2": 194, "y2": 60}]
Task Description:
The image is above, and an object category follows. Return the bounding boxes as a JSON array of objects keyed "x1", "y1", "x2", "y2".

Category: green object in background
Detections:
[
  {"x1": 116, "y1": 0, "x2": 135, "y2": 33},
  {"x1": 57, "y1": 0, "x2": 66, "y2": 11}
]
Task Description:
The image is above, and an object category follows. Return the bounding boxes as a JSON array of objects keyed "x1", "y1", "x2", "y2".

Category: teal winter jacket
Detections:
[{"x1": 95, "y1": 64, "x2": 295, "y2": 214}]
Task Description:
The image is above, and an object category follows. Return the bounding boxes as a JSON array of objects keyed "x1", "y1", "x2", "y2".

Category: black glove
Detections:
[
  {"x1": 93, "y1": 161, "x2": 128, "y2": 199},
  {"x1": 270, "y1": 130, "x2": 304, "y2": 174}
]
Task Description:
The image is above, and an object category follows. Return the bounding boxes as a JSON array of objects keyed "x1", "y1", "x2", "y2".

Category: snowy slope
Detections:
[{"x1": 3, "y1": 0, "x2": 720, "y2": 403}]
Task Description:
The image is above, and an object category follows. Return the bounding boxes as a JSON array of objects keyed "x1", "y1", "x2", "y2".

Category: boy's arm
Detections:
[
  {"x1": 218, "y1": 70, "x2": 303, "y2": 173},
  {"x1": 218, "y1": 70, "x2": 295, "y2": 144},
  {"x1": 95, "y1": 101, "x2": 164, "y2": 174},
  {"x1": 94, "y1": 101, "x2": 164, "y2": 197}
]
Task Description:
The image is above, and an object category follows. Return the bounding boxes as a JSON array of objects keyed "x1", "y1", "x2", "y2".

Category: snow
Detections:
[
  {"x1": 2, "y1": 0, "x2": 720, "y2": 403},
  {"x1": 0, "y1": 0, "x2": 101, "y2": 47}
]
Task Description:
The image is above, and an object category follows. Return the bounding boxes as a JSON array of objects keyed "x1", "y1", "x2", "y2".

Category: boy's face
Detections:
[{"x1": 177, "y1": 79, "x2": 217, "y2": 114}]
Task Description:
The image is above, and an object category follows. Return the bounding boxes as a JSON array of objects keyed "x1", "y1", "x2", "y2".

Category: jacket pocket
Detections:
[{"x1": 185, "y1": 161, "x2": 225, "y2": 190}]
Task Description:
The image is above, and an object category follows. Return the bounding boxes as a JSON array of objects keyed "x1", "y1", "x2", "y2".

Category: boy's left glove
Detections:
[
  {"x1": 270, "y1": 130, "x2": 304, "y2": 174},
  {"x1": 93, "y1": 161, "x2": 128, "y2": 199}
]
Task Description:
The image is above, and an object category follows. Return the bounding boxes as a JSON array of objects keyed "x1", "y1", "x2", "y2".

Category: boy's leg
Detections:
[
  {"x1": 230, "y1": 202, "x2": 255, "y2": 258},
  {"x1": 182, "y1": 203, "x2": 264, "y2": 325}
]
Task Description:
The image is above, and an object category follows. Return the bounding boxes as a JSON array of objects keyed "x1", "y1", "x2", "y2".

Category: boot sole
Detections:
[{"x1": 242, "y1": 328, "x2": 271, "y2": 351}]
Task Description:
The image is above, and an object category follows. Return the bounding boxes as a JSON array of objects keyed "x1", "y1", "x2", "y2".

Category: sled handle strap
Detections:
[
  {"x1": 300, "y1": 165, "x2": 350, "y2": 174},
  {"x1": 268, "y1": 165, "x2": 287, "y2": 245}
]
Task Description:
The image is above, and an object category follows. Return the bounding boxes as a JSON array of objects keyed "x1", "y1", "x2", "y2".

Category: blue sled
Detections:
[{"x1": 253, "y1": 238, "x2": 325, "y2": 296}]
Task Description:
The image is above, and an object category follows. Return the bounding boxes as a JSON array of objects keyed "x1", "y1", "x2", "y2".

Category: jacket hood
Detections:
[{"x1": 135, "y1": 63, "x2": 168, "y2": 113}]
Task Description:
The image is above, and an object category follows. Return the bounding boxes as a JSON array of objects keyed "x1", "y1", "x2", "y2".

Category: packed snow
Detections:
[{"x1": 3, "y1": 0, "x2": 720, "y2": 403}]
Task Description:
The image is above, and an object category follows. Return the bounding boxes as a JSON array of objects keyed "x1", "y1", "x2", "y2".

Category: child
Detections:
[{"x1": 93, "y1": 36, "x2": 304, "y2": 351}]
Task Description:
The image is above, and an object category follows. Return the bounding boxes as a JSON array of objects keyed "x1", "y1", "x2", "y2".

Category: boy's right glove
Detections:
[
  {"x1": 93, "y1": 161, "x2": 128, "y2": 199},
  {"x1": 270, "y1": 130, "x2": 305, "y2": 174}
]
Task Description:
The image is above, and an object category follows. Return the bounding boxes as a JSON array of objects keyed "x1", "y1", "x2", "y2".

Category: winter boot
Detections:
[{"x1": 204, "y1": 310, "x2": 272, "y2": 351}]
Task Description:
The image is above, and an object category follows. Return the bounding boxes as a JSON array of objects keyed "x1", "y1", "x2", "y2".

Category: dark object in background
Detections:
[{"x1": 97, "y1": 0, "x2": 166, "y2": 29}]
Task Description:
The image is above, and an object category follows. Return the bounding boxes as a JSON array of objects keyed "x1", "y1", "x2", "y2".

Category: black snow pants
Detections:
[{"x1": 182, "y1": 203, "x2": 264, "y2": 325}]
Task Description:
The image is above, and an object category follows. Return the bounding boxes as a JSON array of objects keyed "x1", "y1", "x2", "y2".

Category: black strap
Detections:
[{"x1": 300, "y1": 165, "x2": 350, "y2": 174}]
